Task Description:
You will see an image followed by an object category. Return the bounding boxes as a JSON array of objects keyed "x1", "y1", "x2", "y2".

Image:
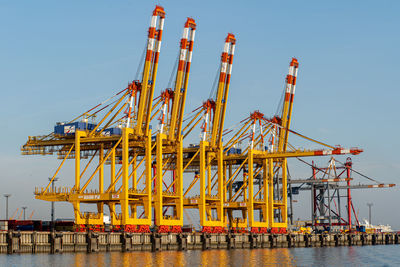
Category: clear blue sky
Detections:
[{"x1": 0, "y1": 1, "x2": 399, "y2": 227}]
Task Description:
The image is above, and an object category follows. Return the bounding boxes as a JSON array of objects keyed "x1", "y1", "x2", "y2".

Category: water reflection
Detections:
[
  {"x1": 2, "y1": 246, "x2": 395, "y2": 267},
  {"x1": 70, "y1": 249, "x2": 296, "y2": 267},
  {"x1": 69, "y1": 248, "x2": 295, "y2": 267}
]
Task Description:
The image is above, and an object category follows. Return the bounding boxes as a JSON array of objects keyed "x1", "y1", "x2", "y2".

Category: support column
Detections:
[
  {"x1": 262, "y1": 158, "x2": 268, "y2": 225},
  {"x1": 144, "y1": 130, "x2": 152, "y2": 222},
  {"x1": 268, "y1": 159, "x2": 274, "y2": 227},
  {"x1": 99, "y1": 143, "x2": 104, "y2": 193},
  {"x1": 74, "y1": 131, "x2": 86, "y2": 190},
  {"x1": 217, "y1": 147, "x2": 224, "y2": 224},
  {"x1": 199, "y1": 141, "x2": 207, "y2": 226},
  {"x1": 282, "y1": 158, "x2": 288, "y2": 225},
  {"x1": 74, "y1": 131, "x2": 86, "y2": 224},
  {"x1": 131, "y1": 155, "x2": 137, "y2": 219},
  {"x1": 207, "y1": 156, "x2": 212, "y2": 195},
  {"x1": 223, "y1": 162, "x2": 228, "y2": 225},
  {"x1": 176, "y1": 139, "x2": 184, "y2": 224},
  {"x1": 346, "y1": 160, "x2": 352, "y2": 231},
  {"x1": 155, "y1": 133, "x2": 164, "y2": 225},
  {"x1": 248, "y1": 149, "x2": 254, "y2": 226},
  {"x1": 97, "y1": 143, "x2": 104, "y2": 224},
  {"x1": 110, "y1": 148, "x2": 118, "y2": 225},
  {"x1": 121, "y1": 128, "x2": 132, "y2": 225},
  {"x1": 312, "y1": 164, "x2": 317, "y2": 229},
  {"x1": 228, "y1": 163, "x2": 233, "y2": 227}
]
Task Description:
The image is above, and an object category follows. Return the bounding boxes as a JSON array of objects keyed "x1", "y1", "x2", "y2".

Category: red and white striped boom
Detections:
[
  {"x1": 210, "y1": 33, "x2": 236, "y2": 147},
  {"x1": 135, "y1": 6, "x2": 165, "y2": 135},
  {"x1": 278, "y1": 58, "x2": 299, "y2": 152},
  {"x1": 168, "y1": 18, "x2": 197, "y2": 140}
]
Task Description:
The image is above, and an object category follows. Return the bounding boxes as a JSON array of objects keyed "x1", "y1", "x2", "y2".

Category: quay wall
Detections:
[{"x1": 0, "y1": 231, "x2": 398, "y2": 254}]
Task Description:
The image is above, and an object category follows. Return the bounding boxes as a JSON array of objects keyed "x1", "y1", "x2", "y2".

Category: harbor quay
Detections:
[{"x1": 0, "y1": 231, "x2": 399, "y2": 254}]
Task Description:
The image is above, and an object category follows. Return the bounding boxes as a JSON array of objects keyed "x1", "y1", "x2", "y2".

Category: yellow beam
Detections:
[
  {"x1": 79, "y1": 137, "x2": 122, "y2": 193},
  {"x1": 183, "y1": 148, "x2": 200, "y2": 172},
  {"x1": 89, "y1": 91, "x2": 129, "y2": 136},
  {"x1": 155, "y1": 133, "x2": 164, "y2": 224},
  {"x1": 199, "y1": 141, "x2": 206, "y2": 226},
  {"x1": 248, "y1": 149, "x2": 254, "y2": 226},
  {"x1": 268, "y1": 158, "x2": 274, "y2": 227},
  {"x1": 121, "y1": 127, "x2": 132, "y2": 225},
  {"x1": 44, "y1": 144, "x2": 74, "y2": 194},
  {"x1": 75, "y1": 131, "x2": 87, "y2": 191}
]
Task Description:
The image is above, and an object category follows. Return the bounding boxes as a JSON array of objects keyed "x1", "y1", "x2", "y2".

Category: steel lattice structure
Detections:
[
  {"x1": 288, "y1": 157, "x2": 395, "y2": 232},
  {"x1": 22, "y1": 5, "x2": 376, "y2": 233}
]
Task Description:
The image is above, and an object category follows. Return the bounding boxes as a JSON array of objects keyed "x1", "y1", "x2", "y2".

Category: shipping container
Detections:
[
  {"x1": 16, "y1": 224, "x2": 34, "y2": 231},
  {"x1": 224, "y1": 147, "x2": 242, "y2": 155},
  {"x1": 54, "y1": 122, "x2": 97, "y2": 135},
  {"x1": 33, "y1": 220, "x2": 43, "y2": 231},
  {"x1": 0, "y1": 220, "x2": 8, "y2": 231},
  {"x1": 356, "y1": 225, "x2": 366, "y2": 232},
  {"x1": 7, "y1": 220, "x2": 17, "y2": 230},
  {"x1": 101, "y1": 127, "x2": 122, "y2": 136},
  {"x1": 42, "y1": 221, "x2": 51, "y2": 231},
  {"x1": 55, "y1": 220, "x2": 74, "y2": 231}
]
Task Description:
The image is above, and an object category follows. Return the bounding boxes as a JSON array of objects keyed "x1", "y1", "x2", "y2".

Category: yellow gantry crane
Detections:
[
  {"x1": 220, "y1": 111, "x2": 363, "y2": 232},
  {"x1": 214, "y1": 59, "x2": 363, "y2": 233},
  {"x1": 24, "y1": 5, "x2": 167, "y2": 232},
  {"x1": 149, "y1": 17, "x2": 197, "y2": 231},
  {"x1": 179, "y1": 33, "x2": 236, "y2": 232},
  {"x1": 198, "y1": 33, "x2": 236, "y2": 230},
  {"x1": 21, "y1": 6, "x2": 372, "y2": 233}
]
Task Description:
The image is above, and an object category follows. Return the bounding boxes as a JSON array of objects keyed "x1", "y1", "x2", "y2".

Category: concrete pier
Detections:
[{"x1": 0, "y1": 231, "x2": 398, "y2": 254}]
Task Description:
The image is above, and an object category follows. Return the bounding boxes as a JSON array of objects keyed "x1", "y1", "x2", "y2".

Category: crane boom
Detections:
[
  {"x1": 135, "y1": 6, "x2": 165, "y2": 136},
  {"x1": 17, "y1": 209, "x2": 23, "y2": 220},
  {"x1": 296, "y1": 182, "x2": 396, "y2": 194},
  {"x1": 20, "y1": 7, "x2": 384, "y2": 233},
  {"x1": 210, "y1": 34, "x2": 236, "y2": 148},
  {"x1": 10, "y1": 208, "x2": 19, "y2": 220},
  {"x1": 168, "y1": 18, "x2": 197, "y2": 140},
  {"x1": 28, "y1": 210, "x2": 35, "y2": 220},
  {"x1": 324, "y1": 184, "x2": 395, "y2": 190},
  {"x1": 278, "y1": 58, "x2": 299, "y2": 152}
]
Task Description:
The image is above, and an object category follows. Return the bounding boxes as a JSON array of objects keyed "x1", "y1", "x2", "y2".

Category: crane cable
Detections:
[
  {"x1": 274, "y1": 78, "x2": 287, "y2": 117},
  {"x1": 223, "y1": 119, "x2": 247, "y2": 136},
  {"x1": 296, "y1": 157, "x2": 383, "y2": 184},
  {"x1": 182, "y1": 105, "x2": 203, "y2": 122},
  {"x1": 334, "y1": 159, "x2": 383, "y2": 184},
  {"x1": 68, "y1": 87, "x2": 128, "y2": 124},
  {"x1": 72, "y1": 42, "x2": 147, "y2": 125},
  {"x1": 167, "y1": 50, "x2": 180, "y2": 89},
  {"x1": 262, "y1": 117, "x2": 335, "y2": 149},
  {"x1": 209, "y1": 64, "x2": 221, "y2": 100},
  {"x1": 223, "y1": 116, "x2": 251, "y2": 135},
  {"x1": 135, "y1": 41, "x2": 148, "y2": 80},
  {"x1": 296, "y1": 157, "x2": 344, "y2": 180}
]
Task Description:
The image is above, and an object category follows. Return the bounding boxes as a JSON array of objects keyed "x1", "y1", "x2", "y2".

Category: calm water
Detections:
[{"x1": 1, "y1": 245, "x2": 399, "y2": 266}]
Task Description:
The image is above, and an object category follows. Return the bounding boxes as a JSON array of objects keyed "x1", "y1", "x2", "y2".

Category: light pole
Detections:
[
  {"x1": 367, "y1": 203, "x2": 373, "y2": 225},
  {"x1": 49, "y1": 177, "x2": 59, "y2": 230},
  {"x1": 22, "y1": 206, "x2": 27, "y2": 220},
  {"x1": 3, "y1": 194, "x2": 11, "y2": 220}
]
